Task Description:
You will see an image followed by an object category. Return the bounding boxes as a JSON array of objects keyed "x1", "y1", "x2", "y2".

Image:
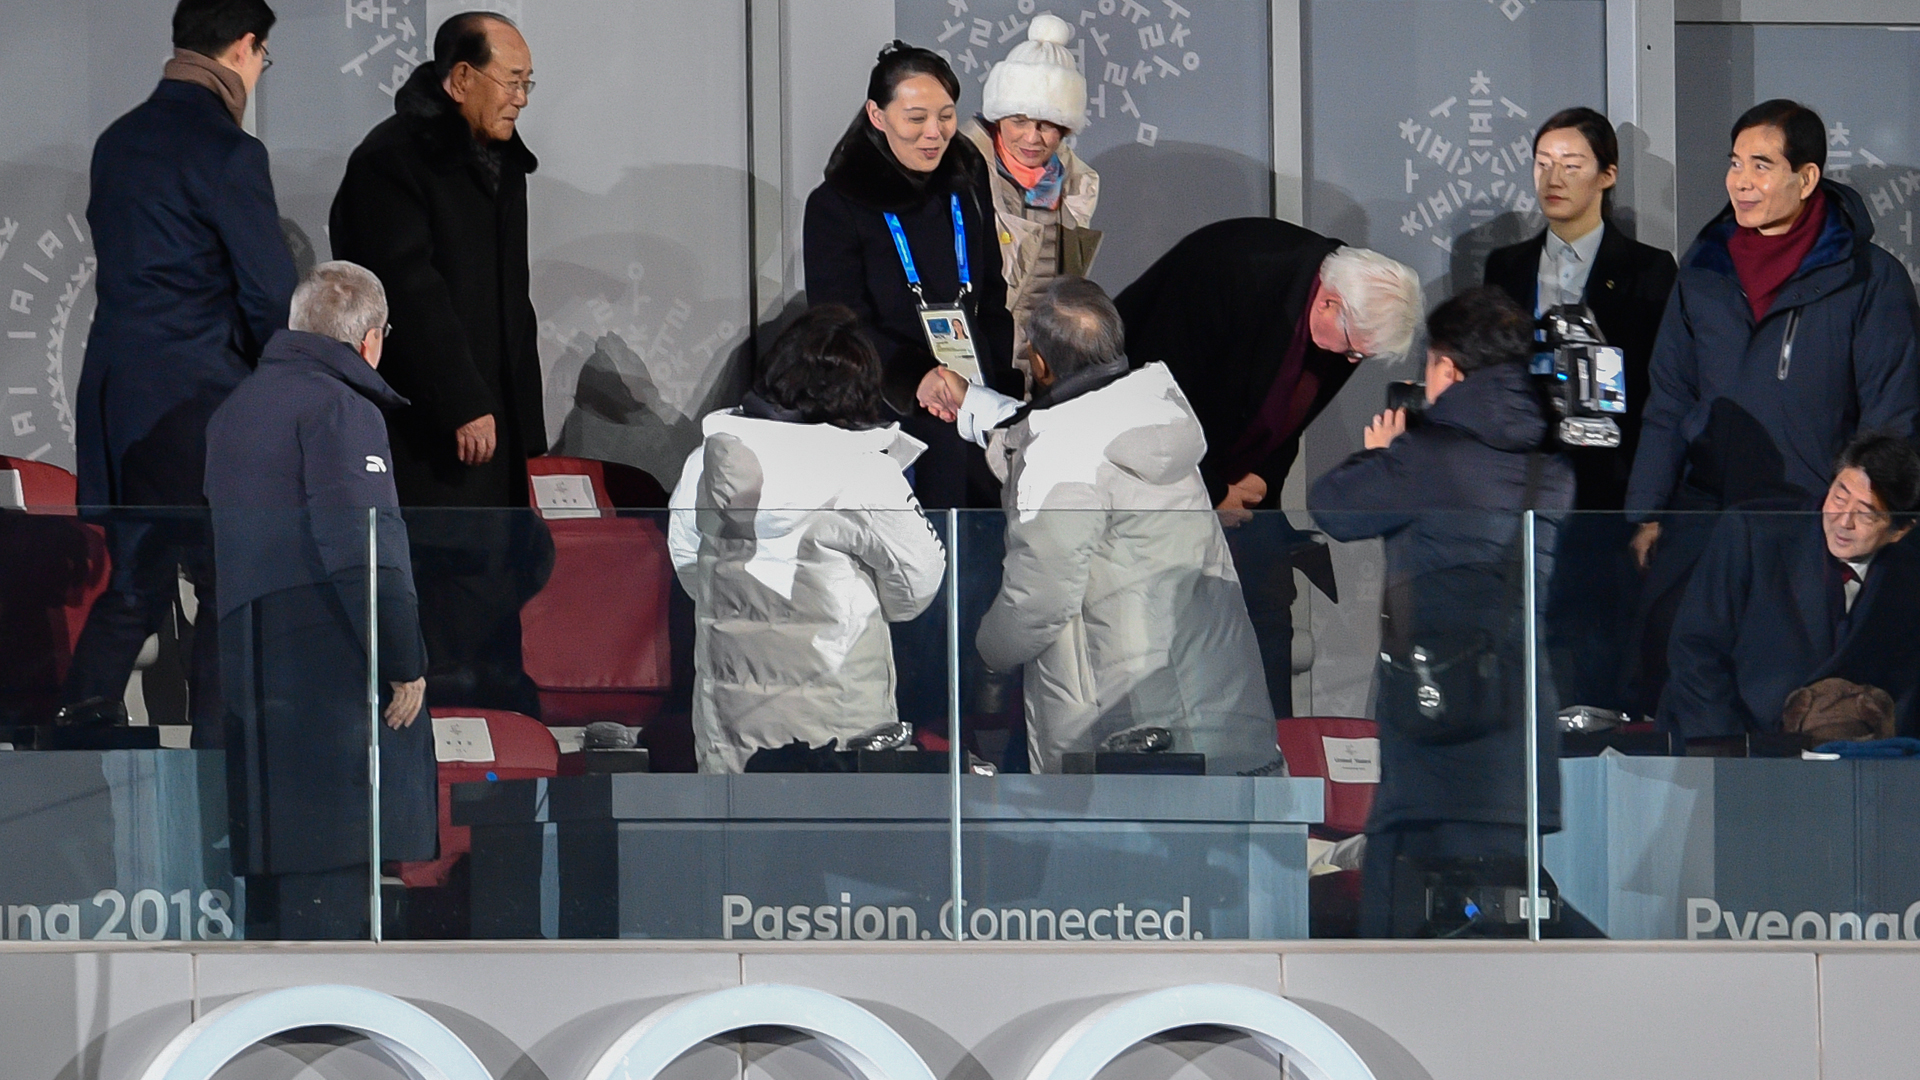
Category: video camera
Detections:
[{"x1": 1532, "y1": 304, "x2": 1626, "y2": 448}]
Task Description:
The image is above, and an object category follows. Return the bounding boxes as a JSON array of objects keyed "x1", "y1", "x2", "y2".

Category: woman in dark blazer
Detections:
[
  {"x1": 1483, "y1": 107, "x2": 1677, "y2": 713},
  {"x1": 803, "y1": 41, "x2": 1017, "y2": 511}
]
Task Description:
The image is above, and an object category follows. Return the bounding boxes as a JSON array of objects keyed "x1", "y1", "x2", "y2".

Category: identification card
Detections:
[{"x1": 917, "y1": 304, "x2": 981, "y2": 382}]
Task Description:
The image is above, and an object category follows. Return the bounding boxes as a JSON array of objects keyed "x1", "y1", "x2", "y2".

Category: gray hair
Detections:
[
  {"x1": 1318, "y1": 246, "x2": 1424, "y2": 361},
  {"x1": 290, "y1": 261, "x2": 388, "y2": 346},
  {"x1": 1028, "y1": 275, "x2": 1125, "y2": 378}
]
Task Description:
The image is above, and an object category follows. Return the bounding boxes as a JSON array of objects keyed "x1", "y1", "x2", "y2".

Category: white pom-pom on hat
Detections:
[
  {"x1": 1027, "y1": 13, "x2": 1072, "y2": 46},
  {"x1": 981, "y1": 13, "x2": 1088, "y2": 131}
]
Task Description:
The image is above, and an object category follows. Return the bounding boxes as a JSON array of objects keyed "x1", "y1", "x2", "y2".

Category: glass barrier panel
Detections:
[
  {"x1": 443, "y1": 503, "x2": 956, "y2": 942},
  {"x1": 0, "y1": 504, "x2": 383, "y2": 942},
  {"x1": 1542, "y1": 508, "x2": 1919, "y2": 943},
  {"x1": 943, "y1": 507, "x2": 1539, "y2": 941}
]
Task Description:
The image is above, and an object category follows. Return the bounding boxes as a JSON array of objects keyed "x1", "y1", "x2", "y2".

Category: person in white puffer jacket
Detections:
[
  {"x1": 922, "y1": 277, "x2": 1283, "y2": 774},
  {"x1": 670, "y1": 305, "x2": 947, "y2": 773}
]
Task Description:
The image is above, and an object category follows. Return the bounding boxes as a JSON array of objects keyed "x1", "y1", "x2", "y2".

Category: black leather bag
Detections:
[{"x1": 1377, "y1": 454, "x2": 1543, "y2": 746}]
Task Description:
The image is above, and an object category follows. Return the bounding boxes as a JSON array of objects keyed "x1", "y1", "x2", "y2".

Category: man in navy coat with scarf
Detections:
[{"x1": 69, "y1": 0, "x2": 297, "y2": 743}]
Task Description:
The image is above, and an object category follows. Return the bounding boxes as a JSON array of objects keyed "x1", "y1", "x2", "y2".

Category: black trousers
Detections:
[
  {"x1": 1359, "y1": 822, "x2": 1603, "y2": 938},
  {"x1": 64, "y1": 510, "x2": 222, "y2": 746}
]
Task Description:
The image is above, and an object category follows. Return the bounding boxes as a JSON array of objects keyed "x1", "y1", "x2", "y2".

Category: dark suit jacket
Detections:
[
  {"x1": 1661, "y1": 505, "x2": 1920, "y2": 738},
  {"x1": 1484, "y1": 222, "x2": 1676, "y2": 510}
]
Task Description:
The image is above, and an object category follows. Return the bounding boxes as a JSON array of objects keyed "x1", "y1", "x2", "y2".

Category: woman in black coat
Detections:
[
  {"x1": 1483, "y1": 108, "x2": 1677, "y2": 714},
  {"x1": 803, "y1": 42, "x2": 1017, "y2": 510}
]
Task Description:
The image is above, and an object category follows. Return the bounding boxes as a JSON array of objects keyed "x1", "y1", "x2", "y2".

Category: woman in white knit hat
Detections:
[{"x1": 961, "y1": 13, "x2": 1102, "y2": 379}]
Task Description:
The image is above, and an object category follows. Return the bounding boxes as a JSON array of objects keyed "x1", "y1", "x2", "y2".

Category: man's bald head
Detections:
[{"x1": 1028, "y1": 276, "x2": 1126, "y2": 381}]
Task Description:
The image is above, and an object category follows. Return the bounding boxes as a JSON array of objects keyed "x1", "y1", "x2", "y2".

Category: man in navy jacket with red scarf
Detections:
[{"x1": 1625, "y1": 99, "x2": 1920, "y2": 720}]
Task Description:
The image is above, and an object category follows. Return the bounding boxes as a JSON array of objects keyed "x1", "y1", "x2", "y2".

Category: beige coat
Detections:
[{"x1": 961, "y1": 121, "x2": 1101, "y2": 368}]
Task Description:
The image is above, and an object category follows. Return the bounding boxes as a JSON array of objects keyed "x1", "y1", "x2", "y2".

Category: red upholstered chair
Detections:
[
  {"x1": 1276, "y1": 716, "x2": 1379, "y2": 938},
  {"x1": 0, "y1": 456, "x2": 109, "y2": 677},
  {"x1": 1275, "y1": 716, "x2": 1379, "y2": 837},
  {"x1": 520, "y1": 457, "x2": 673, "y2": 726},
  {"x1": 397, "y1": 707, "x2": 560, "y2": 889}
]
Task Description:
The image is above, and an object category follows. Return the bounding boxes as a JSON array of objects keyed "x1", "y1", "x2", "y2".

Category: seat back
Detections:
[
  {"x1": 1275, "y1": 717, "x2": 1379, "y2": 836},
  {"x1": 0, "y1": 456, "x2": 78, "y2": 512},
  {"x1": 398, "y1": 708, "x2": 560, "y2": 889},
  {"x1": 520, "y1": 456, "x2": 673, "y2": 725},
  {"x1": 0, "y1": 457, "x2": 109, "y2": 663}
]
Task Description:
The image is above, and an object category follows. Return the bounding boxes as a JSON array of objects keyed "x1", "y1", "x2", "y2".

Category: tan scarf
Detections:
[{"x1": 162, "y1": 48, "x2": 248, "y2": 125}]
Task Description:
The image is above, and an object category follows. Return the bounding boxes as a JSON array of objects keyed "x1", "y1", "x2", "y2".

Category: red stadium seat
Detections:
[
  {"x1": 520, "y1": 457, "x2": 673, "y2": 726},
  {"x1": 397, "y1": 707, "x2": 560, "y2": 889},
  {"x1": 0, "y1": 456, "x2": 109, "y2": 676},
  {"x1": 1277, "y1": 717, "x2": 1379, "y2": 938},
  {"x1": 1276, "y1": 717, "x2": 1379, "y2": 837}
]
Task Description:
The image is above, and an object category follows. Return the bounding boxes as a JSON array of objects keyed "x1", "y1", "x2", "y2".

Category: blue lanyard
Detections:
[{"x1": 883, "y1": 194, "x2": 970, "y2": 304}]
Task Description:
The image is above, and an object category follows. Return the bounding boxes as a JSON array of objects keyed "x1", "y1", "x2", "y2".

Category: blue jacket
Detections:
[
  {"x1": 1309, "y1": 362, "x2": 1574, "y2": 831},
  {"x1": 204, "y1": 330, "x2": 417, "y2": 632},
  {"x1": 1626, "y1": 181, "x2": 1920, "y2": 518},
  {"x1": 204, "y1": 330, "x2": 433, "y2": 874},
  {"x1": 77, "y1": 79, "x2": 297, "y2": 507},
  {"x1": 1662, "y1": 505, "x2": 1920, "y2": 738}
]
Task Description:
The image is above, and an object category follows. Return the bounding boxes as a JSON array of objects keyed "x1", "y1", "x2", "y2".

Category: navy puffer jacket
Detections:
[{"x1": 1626, "y1": 180, "x2": 1920, "y2": 517}]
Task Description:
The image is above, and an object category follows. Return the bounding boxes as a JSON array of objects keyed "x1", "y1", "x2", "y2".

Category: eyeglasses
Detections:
[
  {"x1": 1335, "y1": 309, "x2": 1373, "y2": 363},
  {"x1": 382, "y1": 322, "x2": 393, "y2": 338},
  {"x1": 471, "y1": 65, "x2": 535, "y2": 99},
  {"x1": 259, "y1": 44, "x2": 273, "y2": 72}
]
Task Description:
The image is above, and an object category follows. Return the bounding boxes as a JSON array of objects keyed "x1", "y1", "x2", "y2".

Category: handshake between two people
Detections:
[{"x1": 916, "y1": 365, "x2": 971, "y2": 424}]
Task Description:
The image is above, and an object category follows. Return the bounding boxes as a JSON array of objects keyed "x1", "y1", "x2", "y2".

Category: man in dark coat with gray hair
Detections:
[
  {"x1": 329, "y1": 11, "x2": 549, "y2": 713},
  {"x1": 205, "y1": 262, "x2": 435, "y2": 940}
]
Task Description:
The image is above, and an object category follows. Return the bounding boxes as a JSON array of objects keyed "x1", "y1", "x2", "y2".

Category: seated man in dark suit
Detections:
[{"x1": 1662, "y1": 432, "x2": 1920, "y2": 738}]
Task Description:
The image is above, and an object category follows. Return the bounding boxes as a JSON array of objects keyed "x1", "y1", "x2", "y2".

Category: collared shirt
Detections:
[
  {"x1": 1534, "y1": 223, "x2": 1606, "y2": 315},
  {"x1": 1841, "y1": 553, "x2": 1875, "y2": 613}
]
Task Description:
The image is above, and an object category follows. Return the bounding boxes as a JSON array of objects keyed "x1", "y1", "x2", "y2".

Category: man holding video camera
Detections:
[{"x1": 1308, "y1": 286, "x2": 1575, "y2": 938}]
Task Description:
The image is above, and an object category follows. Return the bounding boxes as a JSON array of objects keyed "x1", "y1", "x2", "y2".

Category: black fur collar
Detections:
[
  {"x1": 393, "y1": 62, "x2": 538, "y2": 175},
  {"x1": 822, "y1": 117, "x2": 982, "y2": 213}
]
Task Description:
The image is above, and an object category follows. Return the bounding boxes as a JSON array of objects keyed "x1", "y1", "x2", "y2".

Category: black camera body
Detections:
[{"x1": 1532, "y1": 304, "x2": 1626, "y2": 448}]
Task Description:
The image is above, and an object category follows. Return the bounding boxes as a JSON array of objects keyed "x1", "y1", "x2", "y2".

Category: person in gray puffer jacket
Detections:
[
  {"x1": 670, "y1": 306, "x2": 947, "y2": 773},
  {"x1": 923, "y1": 277, "x2": 1281, "y2": 774}
]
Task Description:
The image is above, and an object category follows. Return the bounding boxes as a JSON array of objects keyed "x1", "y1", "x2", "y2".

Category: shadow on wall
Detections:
[
  {"x1": 1445, "y1": 209, "x2": 1540, "y2": 299},
  {"x1": 529, "y1": 164, "x2": 757, "y2": 488},
  {"x1": 1082, "y1": 140, "x2": 1272, "y2": 294},
  {"x1": 1617, "y1": 121, "x2": 1680, "y2": 254}
]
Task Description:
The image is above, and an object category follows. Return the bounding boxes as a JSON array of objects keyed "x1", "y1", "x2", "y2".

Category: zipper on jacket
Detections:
[{"x1": 1778, "y1": 308, "x2": 1800, "y2": 381}]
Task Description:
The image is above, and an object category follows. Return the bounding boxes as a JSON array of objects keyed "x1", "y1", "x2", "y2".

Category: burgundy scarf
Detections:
[{"x1": 1726, "y1": 186, "x2": 1826, "y2": 321}]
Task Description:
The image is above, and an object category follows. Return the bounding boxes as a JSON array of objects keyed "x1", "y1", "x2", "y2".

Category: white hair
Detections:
[
  {"x1": 1318, "y1": 247, "x2": 1424, "y2": 361},
  {"x1": 290, "y1": 260, "x2": 388, "y2": 345}
]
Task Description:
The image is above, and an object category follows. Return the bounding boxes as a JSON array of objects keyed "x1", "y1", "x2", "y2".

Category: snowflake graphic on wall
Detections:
[{"x1": 1395, "y1": 70, "x2": 1542, "y2": 253}]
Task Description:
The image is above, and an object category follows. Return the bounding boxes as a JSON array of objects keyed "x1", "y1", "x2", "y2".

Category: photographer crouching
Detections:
[{"x1": 1309, "y1": 286, "x2": 1581, "y2": 938}]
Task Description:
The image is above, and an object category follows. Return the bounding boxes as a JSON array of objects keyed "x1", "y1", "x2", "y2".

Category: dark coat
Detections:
[
  {"x1": 803, "y1": 123, "x2": 1018, "y2": 409},
  {"x1": 1114, "y1": 218, "x2": 1353, "y2": 506},
  {"x1": 1484, "y1": 222, "x2": 1677, "y2": 510},
  {"x1": 1661, "y1": 504, "x2": 1920, "y2": 738},
  {"x1": 329, "y1": 63, "x2": 546, "y2": 509},
  {"x1": 1309, "y1": 362, "x2": 1574, "y2": 831},
  {"x1": 204, "y1": 330, "x2": 435, "y2": 875},
  {"x1": 77, "y1": 79, "x2": 298, "y2": 508},
  {"x1": 1625, "y1": 180, "x2": 1920, "y2": 519}
]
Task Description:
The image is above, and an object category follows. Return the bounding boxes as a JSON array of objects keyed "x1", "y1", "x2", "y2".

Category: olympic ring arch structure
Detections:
[
  {"x1": 582, "y1": 983, "x2": 940, "y2": 1080},
  {"x1": 136, "y1": 983, "x2": 492, "y2": 1080},
  {"x1": 1023, "y1": 984, "x2": 1379, "y2": 1080}
]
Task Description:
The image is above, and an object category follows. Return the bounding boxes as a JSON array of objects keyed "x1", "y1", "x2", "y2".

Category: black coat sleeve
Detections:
[
  {"x1": 212, "y1": 137, "x2": 298, "y2": 360},
  {"x1": 330, "y1": 149, "x2": 498, "y2": 436},
  {"x1": 802, "y1": 185, "x2": 933, "y2": 411},
  {"x1": 1659, "y1": 513, "x2": 1760, "y2": 736}
]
